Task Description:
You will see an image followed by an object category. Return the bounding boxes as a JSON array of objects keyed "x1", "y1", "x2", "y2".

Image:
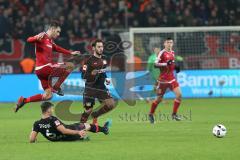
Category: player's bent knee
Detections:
[
  {"x1": 107, "y1": 104, "x2": 115, "y2": 110},
  {"x1": 107, "y1": 103, "x2": 115, "y2": 110},
  {"x1": 105, "y1": 100, "x2": 116, "y2": 110},
  {"x1": 156, "y1": 96, "x2": 163, "y2": 103},
  {"x1": 43, "y1": 92, "x2": 53, "y2": 100}
]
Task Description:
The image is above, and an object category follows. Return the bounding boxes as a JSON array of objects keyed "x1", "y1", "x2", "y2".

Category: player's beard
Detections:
[
  {"x1": 96, "y1": 50, "x2": 103, "y2": 56},
  {"x1": 53, "y1": 35, "x2": 59, "y2": 39}
]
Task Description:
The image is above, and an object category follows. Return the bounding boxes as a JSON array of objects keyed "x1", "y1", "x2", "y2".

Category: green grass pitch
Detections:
[{"x1": 0, "y1": 98, "x2": 240, "y2": 160}]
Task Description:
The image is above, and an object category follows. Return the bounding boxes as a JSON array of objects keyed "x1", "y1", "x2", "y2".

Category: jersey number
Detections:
[{"x1": 46, "y1": 129, "x2": 56, "y2": 139}]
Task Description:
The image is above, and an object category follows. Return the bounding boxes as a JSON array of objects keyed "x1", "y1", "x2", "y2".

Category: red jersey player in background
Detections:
[
  {"x1": 14, "y1": 20, "x2": 80, "y2": 113},
  {"x1": 148, "y1": 37, "x2": 182, "y2": 123}
]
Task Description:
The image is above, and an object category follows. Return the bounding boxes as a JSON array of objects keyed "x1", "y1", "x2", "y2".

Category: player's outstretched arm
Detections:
[
  {"x1": 27, "y1": 32, "x2": 45, "y2": 43},
  {"x1": 56, "y1": 125, "x2": 86, "y2": 137},
  {"x1": 29, "y1": 131, "x2": 38, "y2": 143},
  {"x1": 52, "y1": 43, "x2": 80, "y2": 55}
]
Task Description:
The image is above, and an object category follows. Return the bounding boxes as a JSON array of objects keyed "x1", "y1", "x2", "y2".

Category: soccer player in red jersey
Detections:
[
  {"x1": 14, "y1": 20, "x2": 80, "y2": 112},
  {"x1": 148, "y1": 37, "x2": 182, "y2": 123}
]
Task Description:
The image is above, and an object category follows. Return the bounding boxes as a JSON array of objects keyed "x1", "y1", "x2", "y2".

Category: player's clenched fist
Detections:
[
  {"x1": 78, "y1": 130, "x2": 87, "y2": 137},
  {"x1": 167, "y1": 60, "x2": 174, "y2": 65}
]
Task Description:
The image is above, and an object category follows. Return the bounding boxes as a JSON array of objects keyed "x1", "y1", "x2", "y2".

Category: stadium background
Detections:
[{"x1": 1, "y1": 0, "x2": 240, "y2": 102}]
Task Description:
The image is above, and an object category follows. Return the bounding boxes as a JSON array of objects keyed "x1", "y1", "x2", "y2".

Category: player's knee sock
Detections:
[
  {"x1": 53, "y1": 70, "x2": 71, "y2": 90},
  {"x1": 149, "y1": 100, "x2": 159, "y2": 115},
  {"x1": 173, "y1": 99, "x2": 181, "y2": 114},
  {"x1": 80, "y1": 111, "x2": 91, "y2": 123},
  {"x1": 24, "y1": 94, "x2": 43, "y2": 103},
  {"x1": 92, "y1": 118, "x2": 98, "y2": 125},
  {"x1": 89, "y1": 124, "x2": 105, "y2": 133}
]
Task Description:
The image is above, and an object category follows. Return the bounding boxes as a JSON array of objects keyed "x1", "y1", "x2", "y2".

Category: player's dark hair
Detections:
[
  {"x1": 48, "y1": 20, "x2": 61, "y2": 28},
  {"x1": 41, "y1": 102, "x2": 54, "y2": 113},
  {"x1": 165, "y1": 37, "x2": 173, "y2": 41},
  {"x1": 92, "y1": 39, "x2": 104, "y2": 47}
]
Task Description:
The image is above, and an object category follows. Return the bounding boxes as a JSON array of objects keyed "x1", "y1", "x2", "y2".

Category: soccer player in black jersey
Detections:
[
  {"x1": 29, "y1": 102, "x2": 111, "y2": 143},
  {"x1": 80, "y1": 39, "x2": 116, "y2": 124}
]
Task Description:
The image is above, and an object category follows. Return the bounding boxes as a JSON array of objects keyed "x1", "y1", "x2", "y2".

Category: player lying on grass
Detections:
[
  {"x1": 29, "y1": 102, "x2": 111, "y2": 143},
  {"x1": 14, "y1": 20, "x2": 80, "y2": 113},
  {"x1": 148, "y1": 37, "x2": 182, "y2": 123},
  {"x1": 80, "y1": 39, "x2": 116, "y2": 124}
]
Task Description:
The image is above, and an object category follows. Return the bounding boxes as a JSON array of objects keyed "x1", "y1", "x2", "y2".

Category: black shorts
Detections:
[
  {"x1": 83, "y1": 87, "x2": 112, "y2": 108},
  {"x1": 59, "y1": 123, "x2": 85, "y2": 141},
  {"x1": 65, "y1": 123, "x2": 85, "y2": 130}
]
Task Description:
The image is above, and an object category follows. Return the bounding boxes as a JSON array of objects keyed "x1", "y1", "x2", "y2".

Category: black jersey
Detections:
[
  {"x1": 32, "y1": 116, "x2": 82, "y2": 142},
  {"x1": 81, "y1": 55, "x2": 108, "y2": 89}
]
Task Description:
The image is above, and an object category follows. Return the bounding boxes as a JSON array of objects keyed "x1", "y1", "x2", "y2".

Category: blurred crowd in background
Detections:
[
  {"x1": 0, "y1": 0, "x2": 239, "y2": 74},
  {"x1": 0, "y1": 0, "x2": 240, "y2": 39}
]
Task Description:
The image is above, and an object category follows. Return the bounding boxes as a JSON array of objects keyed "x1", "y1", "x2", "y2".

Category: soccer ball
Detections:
[{"x1": 212, "y1": 124, "x2": 227, "y2": 138}]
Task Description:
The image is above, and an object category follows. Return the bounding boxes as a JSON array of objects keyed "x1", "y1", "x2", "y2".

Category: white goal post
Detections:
[{"x1": 129, "y1": 26, "x2": 240, "y2": 70}]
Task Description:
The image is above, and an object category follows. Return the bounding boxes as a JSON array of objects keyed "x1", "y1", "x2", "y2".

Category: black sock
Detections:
[
  {"x1": 89, "y1": 124, "x2": 105, "y2": 133},
  {"x1": 80, "y1": 111, "x2": 91, "y2": 123}
]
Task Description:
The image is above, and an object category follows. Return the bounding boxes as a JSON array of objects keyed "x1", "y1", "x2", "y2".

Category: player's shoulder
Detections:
[
  {"x1": 157, "y1": 49, "x2": 166, "y2": 58},
  {"x1": 32, "y1": 120, "x2": 41, "y2": 132},
  {"x1": 42, "y1": 33, "x2": 53, "y2": 42},
  {"x1": 50, "y1": 116, "x2": 63, "y2": 126},
  {"x1": 49, "y1": 116, "x2": 59, "y2": 121},
  {"x1": 33, "y1": 120, "x2": 40, "y2": 124},
  {"x1": 38, "y1": 32, "x2": 47, "y2": 40},
  {"x1": 36, "y1": 33, "x2": 50, "y2": 44},
  {"x1": 33, "y1": 119, "x2": 41, "y2": 127}
]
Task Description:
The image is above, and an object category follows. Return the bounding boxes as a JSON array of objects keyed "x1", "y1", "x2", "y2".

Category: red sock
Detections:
[
  {"x1": 173, "y1": 99, "x2": 181, "y2": 114},
  {"x1": 24, "y1": 94, "x2": 43, "y2": 103},
  {"x1": 149, "y1": 100, "x2": 159, "y2": 115},
  {"x1": 92, "y1": 118, "x2": 98, "y2": 125},
  {"x1": 95, "y1": 124, "x2": 99, "y2": 132},
  {"x1": 53, "y1": 71, "x2": 71, "y2": 90}
]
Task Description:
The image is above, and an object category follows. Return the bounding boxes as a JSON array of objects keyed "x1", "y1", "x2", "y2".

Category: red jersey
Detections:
[
  {"x1": 155, "y1": 49, "x2": 175, "y2": 81},
  {"x1": 27, "y1": 32, "x2": 71, "y2": 68}
]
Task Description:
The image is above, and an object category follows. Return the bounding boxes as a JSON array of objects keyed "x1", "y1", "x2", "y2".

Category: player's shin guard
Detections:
[
  {"x1": 92, "y1": 118, "x2": 98, "y2": 125},
  {"x1": 24, "y1": 94, "x2": 44, "y2": 103},
  {"x1": 80, "y1": 111, "x2": 92, "y2": 123},
  {"x1": 149, "y1": 100, "x2": 159, "y2": 115},
  {"x1": 173, "y1": 99, "x2": 181, "y2": 114}
]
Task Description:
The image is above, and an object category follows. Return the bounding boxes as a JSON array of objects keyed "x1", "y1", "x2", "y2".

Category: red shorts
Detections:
[
  {"x1": 156, "y1": 79, "x2": 179, "y2": 97},
  {"x1": 35, "y1": 63, "x2": 66, "y2": 90}
]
